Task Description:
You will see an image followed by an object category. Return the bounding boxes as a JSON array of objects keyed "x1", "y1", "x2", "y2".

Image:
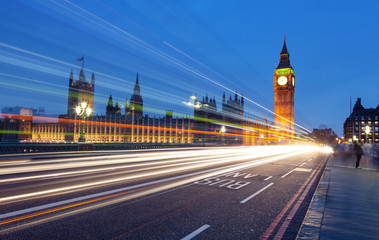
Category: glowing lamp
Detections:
[{"x1": 75, "y1": 106, "x2": 81, "y2": 114}]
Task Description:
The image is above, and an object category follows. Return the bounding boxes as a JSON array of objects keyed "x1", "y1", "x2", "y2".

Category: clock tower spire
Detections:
[{"x1": 274, "y1": 37, "x2": 295, "y2": 138}]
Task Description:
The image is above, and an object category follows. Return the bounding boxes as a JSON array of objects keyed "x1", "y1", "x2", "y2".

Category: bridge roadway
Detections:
[{"x1": 0, "y1": 146, "x2": 329, "y2": 239}]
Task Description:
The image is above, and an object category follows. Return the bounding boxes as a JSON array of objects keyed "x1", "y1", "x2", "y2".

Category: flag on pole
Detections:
[{"x1": 76, "y1": 56, "x2": 84, "y2": 61}]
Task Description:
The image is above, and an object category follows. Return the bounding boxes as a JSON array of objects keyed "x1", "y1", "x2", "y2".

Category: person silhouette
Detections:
[{"x1": 353, "y1": 141, "x2": 364, "y2": 168}]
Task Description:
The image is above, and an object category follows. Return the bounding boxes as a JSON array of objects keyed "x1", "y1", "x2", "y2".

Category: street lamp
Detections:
[
  {"x1": 76, "y1": 101, "x2": 92, "y2": 142},
  {"x1": 220, "y1": 126, "x2": 226, "y2": 144},
  {"x1": 365, "y1": 125, "x2": 371, "y2": 143}
]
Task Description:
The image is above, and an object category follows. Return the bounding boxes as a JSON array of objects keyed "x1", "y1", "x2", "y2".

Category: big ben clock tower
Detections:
[{"x1": 274, "y1": 38, "x2": 295, "y2": 136}]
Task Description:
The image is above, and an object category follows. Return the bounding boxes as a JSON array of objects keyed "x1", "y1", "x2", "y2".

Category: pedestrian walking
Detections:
[{"x1": 353, "y1": 141, "x2": 364, "y2": 168}]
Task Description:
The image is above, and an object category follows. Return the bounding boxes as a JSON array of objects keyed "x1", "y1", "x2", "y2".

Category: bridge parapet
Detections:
[{"x1": 0, "y1": 142, "x2": 201, "y2": 154}]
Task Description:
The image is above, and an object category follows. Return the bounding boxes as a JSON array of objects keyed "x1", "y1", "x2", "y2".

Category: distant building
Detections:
[
  {"x1": 2, "y1": 106, "x2": 36, "y2": 116},
  {"x1": 1, "y1": 107, "x2": 35, "y2": 142},
  {"x1": 343, "y1": 98, "x2": 379, "y2": 143},
  {"x1": 310, "y1": 128, "x2": 337, "y2": 145},
  {"x1": 193, "y1": 92, "x2": 273, "y2": 145}
]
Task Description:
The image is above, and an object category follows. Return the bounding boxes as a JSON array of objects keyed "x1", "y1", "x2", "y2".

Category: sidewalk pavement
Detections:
[{"x1": 297, "y1": 152, "x2": 379, "y2": 240}]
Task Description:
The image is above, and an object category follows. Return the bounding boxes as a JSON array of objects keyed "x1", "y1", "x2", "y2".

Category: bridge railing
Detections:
[{"x1": 0, "y1": 142, "x2": 203, "y2": 155}]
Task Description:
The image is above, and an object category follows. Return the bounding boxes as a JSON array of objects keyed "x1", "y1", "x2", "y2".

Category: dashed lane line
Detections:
[
  {"x1": 240, "y1": 183, "x2": 274, "y2": 204},
  {"x1": 264, "y1": 176, "x2": 273, "y2": 181},
  {"x1": 182, "y1": 224, "x2": 210, "y2": 240}
]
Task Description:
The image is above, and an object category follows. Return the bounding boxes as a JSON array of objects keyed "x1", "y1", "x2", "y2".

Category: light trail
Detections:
[
  {"x1": 0, "y1": 151, "x2": 252, "y2": 183},
  {"x1": 0, "y1": 146, "x2": 320, "y2": 203},
  {"x1": 0, "y1": 145, "x2": 316, "y2": 175},
  {"x1": 50, "y1": 0, "x2": 309, "y2": 136},
  {"x1": 0, "y1": 148, "x2": 318, "y2": 225}
]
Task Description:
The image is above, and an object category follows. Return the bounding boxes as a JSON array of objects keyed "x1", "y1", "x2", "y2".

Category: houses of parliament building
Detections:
[
  {"x1": 1, "y1": 65, "x2": 273, "y2": 144},
  {"x1": 1, "y1": 39, "x2": 298, "y2": 145}
]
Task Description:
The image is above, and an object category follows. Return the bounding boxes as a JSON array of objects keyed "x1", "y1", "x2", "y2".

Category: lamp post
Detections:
[
  {"x1": 76, "y1": 101, "x2": 92, "y2": 142},
  {"x1": 220, "y1": 125, "x2": 226, "y2": 144},
  {"x1": 365, "y1": 125, "x2": 371, "y2": 143}
]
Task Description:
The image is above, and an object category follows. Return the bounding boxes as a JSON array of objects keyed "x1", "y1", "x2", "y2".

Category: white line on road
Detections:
[
  {"x1": 182, "y1": 224, "x2": 210, "y2": 240},
  {"x1": 281, "y1": 168, "x2": 297, "y2": 178},
  {"x1": 308, "y1": 159, "x2": 313, "y2": 162},
  {"x1": 240, "y1": 183, "x2": 274, "y2": 204},
  {"x1": 264, "y1": 176, "x2": 272, "y2": 181},
  {"x1": 299, "y1": 162, "x2": 307, "y2": 167}
]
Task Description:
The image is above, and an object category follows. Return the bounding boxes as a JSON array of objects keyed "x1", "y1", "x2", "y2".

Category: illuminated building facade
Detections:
[
  {"x1": 30, "y1": 72, "x2": 193, "y2": 143},
  {"x1": 274, "y1": 38, "x2": 295, "y2": 136},
  {"x1": 2, "y1": 67, "x2": 275, "y2": 145},
  {"x1": 343, "y1": 98, "x2": 379, "y2": 143},
  {"x1": 193, "y1": 92, "x2": 273, "y2": 144}
]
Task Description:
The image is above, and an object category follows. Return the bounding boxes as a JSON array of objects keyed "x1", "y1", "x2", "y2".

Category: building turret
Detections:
[
  {"x1": 115, "y1": 101, "x2": 121, "y2": 115},
  {"x1": 69, "y1": 69, "x2": 74, "y2": 86},
  {"x1": 125, "y1": 97, "x2": 129, "y2": 115},
  {"x1": 130, "y1": 73, "x2": 143, "y2": 119},
  {"x1": 133, "y1": 73, "x2": 140, "y2": 96},
  {"x1": 106, "y1": 94, "x2": 114, "y2": 115},
  {"x1": 91, "y1": 72, "x2": 95, "y2": 85},
  {"x1": 79, "y1": 67, "x2": 86, "y2": 82},
  {"x1": 276, "y1": 37, "x2": 292, "y2": 69},
  {"x1": 222, "y1": 92, "x2": 225, "y2": 104}
]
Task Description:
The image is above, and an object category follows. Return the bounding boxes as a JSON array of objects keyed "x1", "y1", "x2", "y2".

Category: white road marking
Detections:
[
  {"x1": 308, "y1": 159, "x2": 313, "y2": 162},
  {"x1": 182, "y1": 224, "x2": 210, "y2": 240},
  {"x1": 281, "y1": 169, "x2": 296, "y2": 178},
  {"x1": 299, "y1": 162, "x2": 307, "y2": 167},
  {"x1": 240, "y1": 183, "x2": 274, "y2": 204},
  {"x1": 264, "y1": 176, "x2": 272, "y2": 181},
  {"x1": 294, "y1": 168, "x2": 312, "y2": 172}
]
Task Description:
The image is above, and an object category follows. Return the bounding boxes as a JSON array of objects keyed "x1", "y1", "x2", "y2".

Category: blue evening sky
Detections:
[{"x1": 1, "y1": 0, "x2": 378, "y2": 136}]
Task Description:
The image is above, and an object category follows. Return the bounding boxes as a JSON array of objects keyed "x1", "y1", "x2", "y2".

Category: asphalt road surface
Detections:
[{"x1": 0, "y1": 145, "x2": 330, "y2": 240}]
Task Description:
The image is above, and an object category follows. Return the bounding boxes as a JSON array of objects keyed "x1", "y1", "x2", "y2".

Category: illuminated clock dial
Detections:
[
  {"x1": 292, "y1": 77, "x2": 295, "y2": 86},
  {"x1": 278, "y1": 76, "x2": 287, "y2": 86}
]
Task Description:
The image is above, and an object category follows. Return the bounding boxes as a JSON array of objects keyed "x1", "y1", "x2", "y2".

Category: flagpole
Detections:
[{"x1": 82, "y1": 55, "x2": 84, "y2": 69}]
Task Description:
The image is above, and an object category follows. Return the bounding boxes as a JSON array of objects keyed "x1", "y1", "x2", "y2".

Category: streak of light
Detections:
[
  {"x1": 0, "y1": 145, "x2": 316, "y2": 176},
  {"x1": 0, "y1": 151, "x2": 251, "y2": 183},
  {"x1": 51, "y1": 0, "x2": 309, "y2": 136},
  {"x1": 0, "y1": 145, "x2": 320, "y2": 203},
  {"x1": 0, "y1": 149, "x2": 316, "y2": 225}
]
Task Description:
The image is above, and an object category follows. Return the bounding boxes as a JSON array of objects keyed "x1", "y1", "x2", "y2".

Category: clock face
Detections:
[
  {"x1": 292, "y1": 77, "x2": 295, "y2": 86},
  {"x1": 278, "y1": 76, "x2": 287, "y2": 86}
]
